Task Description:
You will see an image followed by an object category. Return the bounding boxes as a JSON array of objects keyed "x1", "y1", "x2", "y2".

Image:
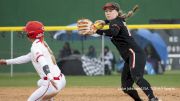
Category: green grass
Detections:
[
  {"x1": 0, "y1": 70, "x2": 180, "y2": 87},
  {"x1": 144, "y1": 73, "x2": 180, "y2": 87},
  {"x1": 0, "y1": 73, "x2": 38, "y2": 87},
  {"x1": 66, "y1": 75, "x2": 121, "y2": 87}
]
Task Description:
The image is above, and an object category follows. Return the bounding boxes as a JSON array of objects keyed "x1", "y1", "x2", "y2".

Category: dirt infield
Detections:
[{"x1": 0, "y1": 87, "x2": 179, "y2": 101}]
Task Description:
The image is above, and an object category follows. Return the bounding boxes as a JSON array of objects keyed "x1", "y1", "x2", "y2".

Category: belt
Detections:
[{"x1": 43, "y1": 73, "x2": 62, "y2": 80}]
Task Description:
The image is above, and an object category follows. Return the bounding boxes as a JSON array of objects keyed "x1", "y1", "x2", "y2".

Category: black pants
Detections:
[{"x1": 121, "y1": 49, "x2": 155, "y2": 100}]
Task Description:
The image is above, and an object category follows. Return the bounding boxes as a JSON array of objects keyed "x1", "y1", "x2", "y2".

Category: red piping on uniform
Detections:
[
  {"x1": 128, "y1": 31, "x2": 132, "y2": 36},
  {"x1": 129, "y1": 48, "x2": 135, "y2": 68},
  {"x1": 36, "y1": 55, "x2": 43, "y2": 62},
  {"x1": 36, "y1": 39, "x2": 43, "y2": 43},
  {"x1": 36, "y1": 40, "x2": 41, "y2": 43}
]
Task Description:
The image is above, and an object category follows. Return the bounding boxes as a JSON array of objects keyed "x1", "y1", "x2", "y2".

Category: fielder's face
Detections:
[{"x1": 105, "y1": 9, "x2": 119, "y2": 20}]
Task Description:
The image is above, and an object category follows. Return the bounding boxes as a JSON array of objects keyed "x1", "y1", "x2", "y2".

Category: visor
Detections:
[{"x1": 103, "y1": 2, "x2": 119, "y2": 11}]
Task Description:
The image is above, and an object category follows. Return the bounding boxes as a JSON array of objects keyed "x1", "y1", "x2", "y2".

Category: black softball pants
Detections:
[{"x1": 121, "y1": 49, "x2": 155, "y2": 100}]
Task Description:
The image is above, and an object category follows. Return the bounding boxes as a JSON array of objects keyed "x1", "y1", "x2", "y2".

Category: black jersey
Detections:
[{"x1": 96, "y1": 17, "x2": 144, "y2": 60}]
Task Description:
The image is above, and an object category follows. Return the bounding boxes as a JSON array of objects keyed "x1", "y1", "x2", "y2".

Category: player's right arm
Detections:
[{"x1": 0, "y1": 53, "x2": 31, "y2": 65}]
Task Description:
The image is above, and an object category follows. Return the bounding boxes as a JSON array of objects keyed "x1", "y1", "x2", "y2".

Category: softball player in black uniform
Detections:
[{"x1": 95, "y1": 2, "x2": 159, "y2": 101}]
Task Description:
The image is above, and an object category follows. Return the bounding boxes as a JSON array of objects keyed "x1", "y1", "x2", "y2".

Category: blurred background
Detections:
[{"x1": 0, "y1": 0, "x2": 180, "y2": 76}]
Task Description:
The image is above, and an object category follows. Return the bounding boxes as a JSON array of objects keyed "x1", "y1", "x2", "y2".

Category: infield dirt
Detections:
[{"x1": 0, "y1": 87, "x2": 179, "y2": 101}]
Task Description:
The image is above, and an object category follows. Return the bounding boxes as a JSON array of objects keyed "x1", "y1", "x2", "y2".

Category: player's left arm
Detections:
[
  {"x1": 77, "y1": 18, "x2": 120, "y2": 36},
  {"x1": 96, "y1": 20, "x2": 121, "y2": 37}
]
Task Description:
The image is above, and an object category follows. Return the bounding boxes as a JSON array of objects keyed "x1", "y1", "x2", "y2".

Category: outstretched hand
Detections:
[{"x1": 0, "y1": 59, "x2": 7, "y2": 65}]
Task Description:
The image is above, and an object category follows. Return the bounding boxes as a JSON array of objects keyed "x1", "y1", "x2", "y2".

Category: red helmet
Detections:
[{"x1": 24, "y1": 21, "x2": 44, "y2": 39}]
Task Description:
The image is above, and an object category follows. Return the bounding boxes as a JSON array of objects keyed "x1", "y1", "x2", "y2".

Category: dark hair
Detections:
[{"x1": 119, "y1": 5, "x2": 139, "y2": 19}]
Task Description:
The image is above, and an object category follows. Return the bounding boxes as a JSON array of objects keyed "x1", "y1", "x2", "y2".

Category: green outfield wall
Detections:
[{"x1": 0, "y1": 0, "x2": 180, "y2": 26}]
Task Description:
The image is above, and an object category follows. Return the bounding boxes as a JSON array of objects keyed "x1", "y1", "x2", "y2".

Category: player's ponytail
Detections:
[
  {"x1": 119, "y1": 5, "x2": 139, "y2": 19},
  {"x1": 44, "y1": 41, "x2": 57, "y2": 64}
]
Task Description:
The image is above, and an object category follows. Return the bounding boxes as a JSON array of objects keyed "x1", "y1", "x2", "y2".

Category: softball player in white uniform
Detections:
[{"x1": 0, "y1": 21, "x2": 66, "y2": 101}]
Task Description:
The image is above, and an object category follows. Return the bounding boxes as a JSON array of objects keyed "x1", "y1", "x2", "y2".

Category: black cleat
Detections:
[
  {"x1": 135, "y1": 99, "x2": 143, "y2": 101},
  {"x1": 149, "y1": 97, "x2": 159, "y2": 101}
]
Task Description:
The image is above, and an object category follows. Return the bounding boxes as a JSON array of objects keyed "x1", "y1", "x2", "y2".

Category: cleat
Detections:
[{"x1": 149, "y1": 97, "x2": 159, "y2": 101}]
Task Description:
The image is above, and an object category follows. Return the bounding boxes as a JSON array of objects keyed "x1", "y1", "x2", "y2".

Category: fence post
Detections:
[
  {"x1": 10, "y1": 31, "x2": 13, "y2": 77},
  {"x1": 102, "y1": 33, "x2": 105, "y2": 75}
]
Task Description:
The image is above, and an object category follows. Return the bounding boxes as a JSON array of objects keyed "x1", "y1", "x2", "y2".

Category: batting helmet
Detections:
[{"x1": 24, "y1": 21, "x2": 44, "y2": 39}]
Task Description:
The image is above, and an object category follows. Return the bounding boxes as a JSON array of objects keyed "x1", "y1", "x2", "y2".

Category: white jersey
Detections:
[{"x1": 6, "y1": 39, "x2": 61, "y2": 79}]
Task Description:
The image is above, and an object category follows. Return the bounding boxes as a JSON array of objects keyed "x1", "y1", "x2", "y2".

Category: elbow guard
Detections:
[
  {"x1": 43, "y1": 65, "x2": 50, "y2": 75},
  {"x1": 43, "y1": 65, "x2": 53, "y2": 80}
]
